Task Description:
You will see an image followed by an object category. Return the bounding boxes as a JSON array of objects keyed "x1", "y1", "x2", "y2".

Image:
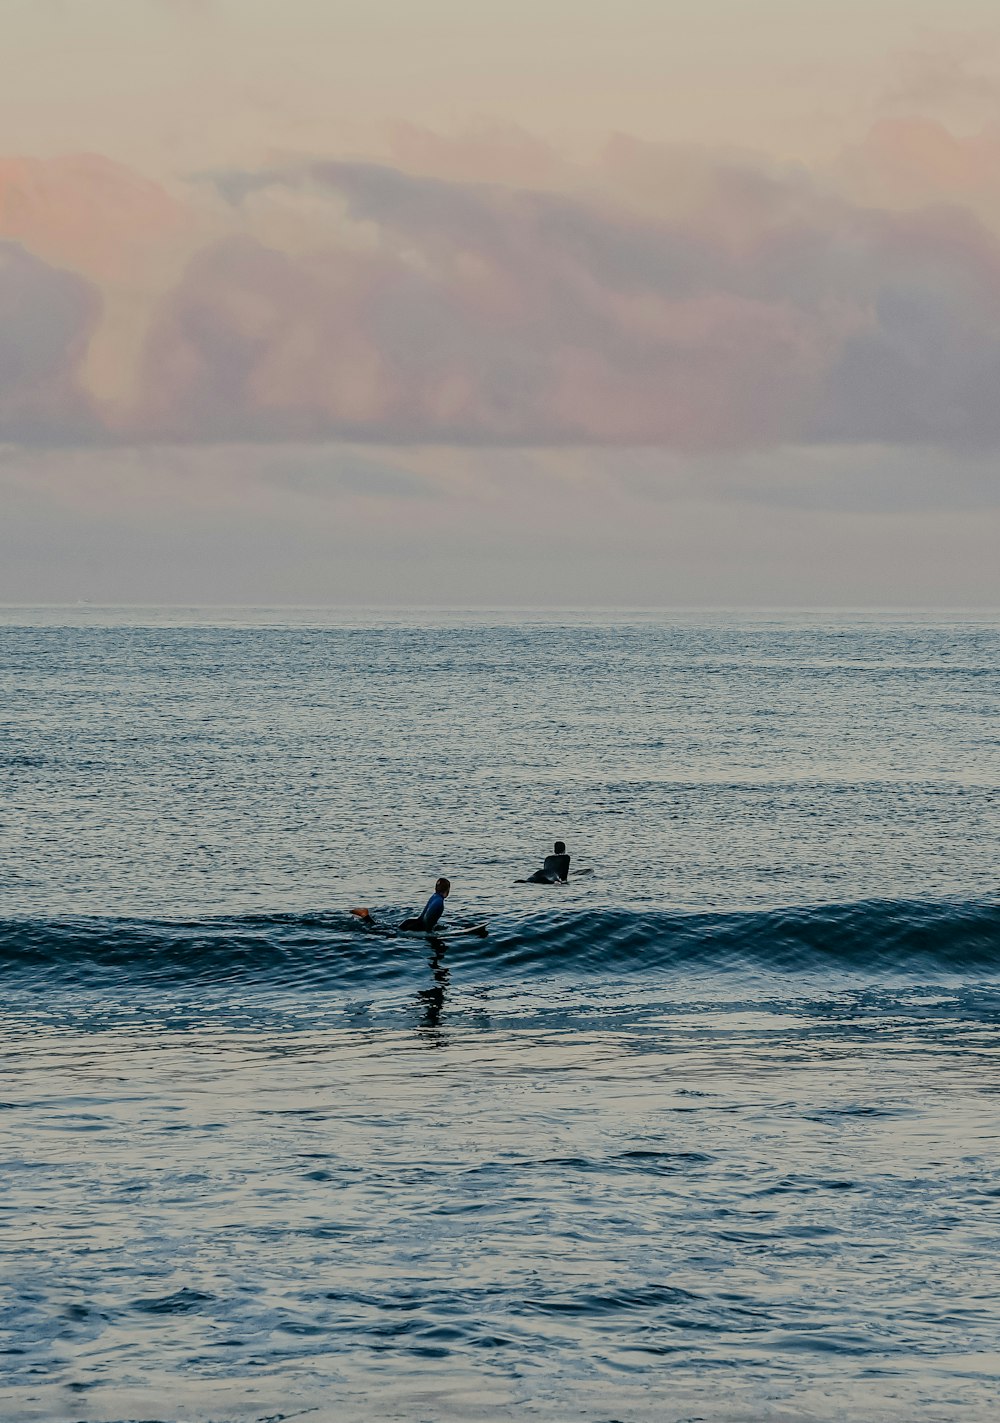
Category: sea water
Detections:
[{"x1": 1, "y1": 608, "x2": 998, "y2": 1421}]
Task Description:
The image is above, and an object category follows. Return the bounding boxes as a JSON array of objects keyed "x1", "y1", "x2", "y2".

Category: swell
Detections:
[{"x1": 0, "y1": 899, "x2": 998, "y2": 990}]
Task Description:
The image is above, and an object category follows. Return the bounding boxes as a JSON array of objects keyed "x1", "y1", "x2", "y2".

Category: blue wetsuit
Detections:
[
  {"x1": 400, "y1": 892, "x2": 445, "y2": 933},
  {"x1": 419, "y1": 892, "x2": 445, "y2": 931}
]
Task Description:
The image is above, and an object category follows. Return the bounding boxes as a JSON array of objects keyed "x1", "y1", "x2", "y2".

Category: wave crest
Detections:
[{"x1": 1, "y1": 899, "x2": 998, "y2": 990}]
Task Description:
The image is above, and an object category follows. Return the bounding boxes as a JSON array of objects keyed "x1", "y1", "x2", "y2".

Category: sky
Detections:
[{"x1": 2, "y1": 0, "x2": 999, "y2": 604}]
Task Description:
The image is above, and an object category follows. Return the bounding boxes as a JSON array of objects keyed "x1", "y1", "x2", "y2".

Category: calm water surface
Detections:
[{"x1": 1, "y1": 608, "x2": 999, "y2": 1421}]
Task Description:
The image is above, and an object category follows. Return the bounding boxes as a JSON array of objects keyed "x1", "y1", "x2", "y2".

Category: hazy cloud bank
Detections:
[{"x1": 3, "y1": 441, "x2": 997, "y2": 605}]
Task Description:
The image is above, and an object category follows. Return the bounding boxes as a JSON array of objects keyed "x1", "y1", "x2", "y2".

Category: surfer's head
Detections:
[
  {"x1": 436, "y1": 877, "x2": 451, "y2": 897},
  {"x1": 554, "y1": 841, "x2": 566, "y2": 854}
]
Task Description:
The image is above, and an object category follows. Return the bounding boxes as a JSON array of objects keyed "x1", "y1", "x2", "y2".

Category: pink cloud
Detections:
[
  {"x1": 128, "y1": 154, "x2": 1000, "y2": 448},
  {"x1": 5, "y1": 131, "x2": 1000, "y2": 453},
  {"x1": 131, "y1": 167, "x2": 828, "y2": 447},
  {"x1": 0, "y1": 154, "x2": 182, "y2": 283},
  {"x1": 131, "y1": 237, "x2": 400, "y2": 440},
  {"x1": 836, "y1": 118, "x2": 1000, "y2": 222}
]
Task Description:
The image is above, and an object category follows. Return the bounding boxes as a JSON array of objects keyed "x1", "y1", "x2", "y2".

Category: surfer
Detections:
[
  {"x1": 399, "y1": 877, "x2": 451, "y2": 933},
  {"x1": 524, "y1": 841, "x2": 571, "y2": 884},
  {"x1": 352, "y1": 878, "x2": 485, "y2": 937}
]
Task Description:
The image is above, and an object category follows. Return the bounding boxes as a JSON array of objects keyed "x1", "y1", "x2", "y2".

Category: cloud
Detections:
[
  {"x1": 0, "y1": 154, "x2": 182, "y2": 282},
  {"x1": 5, "y1": 130, "x2": 1000, "y2": 455},
  {"x1": 812, "y1": 205, "x2": 1000, "y2": 445},
  {"x1": 131, "y1": 158, "x2": 825, "y2": 446},
  {"x1": 836, "y1": 118, "x2": 1000, "y2": 230},
  {"x1": 0, "y1": 241, "x2": 101, "y2": 441},
  {"x1": 123, "y1": 150, "x2": 1000, "y2": 450},
  {"x1": 4, "y1": 441, "x2": 997, "y2": 606},
  {"x1": 131, "y1": 235, "x2": 408, "y2": 440}
]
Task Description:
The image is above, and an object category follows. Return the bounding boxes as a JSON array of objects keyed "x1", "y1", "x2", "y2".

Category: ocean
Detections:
[{"x1": 2, "y1": 607, "x2": 999, "y2": 1422}]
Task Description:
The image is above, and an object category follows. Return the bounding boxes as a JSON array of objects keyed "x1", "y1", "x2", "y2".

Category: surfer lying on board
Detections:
[
  {"x1": 523, "y1": 841, "x2": 570, "y2": 884},
  {"x1": 399, "y1": 877, "x2": 451, "y2": 932},
  {"x1": 351, "y1": 879, "x2": 450, "y2": 932},
  {"x1": 352, "y1": 882, "x2": 487, "y2": 939}
]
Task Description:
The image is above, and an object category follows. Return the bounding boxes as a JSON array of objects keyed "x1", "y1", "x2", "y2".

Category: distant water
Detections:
[{"x1": 2, "y1": 608, "x2": 999, "y2": 1422}]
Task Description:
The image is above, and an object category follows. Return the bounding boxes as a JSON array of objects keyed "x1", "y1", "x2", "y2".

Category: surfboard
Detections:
[
  {"x1": 418, "y1": 922, "x2": 488, "y2": 940},
  {"x1": 515, "y1": 867, "x2": 592, "y2": 883}
]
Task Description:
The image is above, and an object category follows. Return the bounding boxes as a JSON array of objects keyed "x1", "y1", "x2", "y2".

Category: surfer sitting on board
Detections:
[
  {"x1": 399, "y1": 877, "x2": 451, "y2": 932},
  {"x1": 523, "y1": 841, "x2": 570, "y2": 884}
]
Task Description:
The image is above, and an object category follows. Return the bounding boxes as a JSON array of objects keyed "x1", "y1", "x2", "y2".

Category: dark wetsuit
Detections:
[
  {"x1": 400, "y1": 891, "x2": 446, "y2": 933},
  {"x1": 526, "y1": 853, "x2": 571, "y2": 884}
]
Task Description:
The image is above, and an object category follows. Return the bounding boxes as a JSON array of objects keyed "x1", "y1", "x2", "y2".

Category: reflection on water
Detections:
[{"x1": 417, "y1": 942, "x2": 450, "y2": 1041}]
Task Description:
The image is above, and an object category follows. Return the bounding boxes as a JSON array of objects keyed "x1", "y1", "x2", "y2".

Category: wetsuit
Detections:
[
  {"x1": 526, "y1": 852, "x2": 571, "y2": 884},
  {"x1": 400, "y1": 891, "x2": 446, "y2": 933}
]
